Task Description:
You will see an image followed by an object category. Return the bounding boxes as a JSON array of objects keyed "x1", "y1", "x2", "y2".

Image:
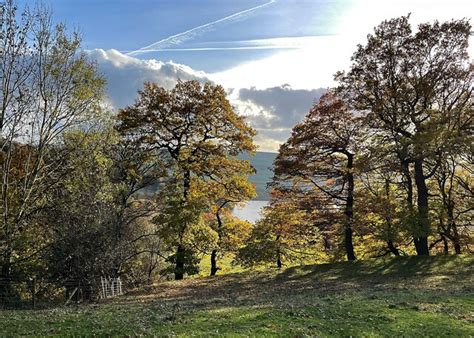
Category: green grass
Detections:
[{"x1": 1, "y1": 255, "x2": 473, "y2": 336}]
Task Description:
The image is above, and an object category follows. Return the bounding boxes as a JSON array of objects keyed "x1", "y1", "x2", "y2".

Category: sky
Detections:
[{"x1": 24, "y1": 0, "x2": 474, "y2": 151}]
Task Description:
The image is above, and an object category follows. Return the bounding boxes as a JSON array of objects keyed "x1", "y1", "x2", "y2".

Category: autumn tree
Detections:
[
  {"x1": 238, "y1": 190, "x2": 315, "y2": 269},
  {"x1": 108, "y1": 128, "x2": 166, "y2": 277},
  {"x1": 431, "y1": 153, "x2": 473, "y2": 254},
  {"x1": 201, "y1": 170, "x2": 256, "y2": 276},
  {"x1": 357, "y1": 174, "x2": 409, "y2": 257},
  {"x1": 0, "y1": 1, "x2": 104, "y2": 296},
  {"x1": 43, "y1": 123, "x2": 166, "y2": 292},
  {"x1": 117, "y1": 80, "x2": 256, "y2": 280},
  {"x1": 273, "y1": 92, "x2": 368, "y2": 261},
  {"x1": 336, "y1": 16, "x2": 473, "y2": 255},
  {"x1": 43, "y1": 130, "x2": 119, "y2": 293}
]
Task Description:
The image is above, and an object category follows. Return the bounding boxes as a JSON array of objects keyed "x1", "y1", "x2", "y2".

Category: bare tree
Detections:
[{"x1": 0, "y1": 1, "x2": 104, "y2": 293}]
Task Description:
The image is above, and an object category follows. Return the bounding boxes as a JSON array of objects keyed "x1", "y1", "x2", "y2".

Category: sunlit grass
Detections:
[{"x1": 1, "y1": 255, "x2": 472, "y2": 336}]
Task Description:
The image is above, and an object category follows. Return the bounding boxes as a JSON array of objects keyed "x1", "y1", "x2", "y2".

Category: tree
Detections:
[
  {"x1": 273, "y1": 92, "x2": 368, "y2": 261},
  {"x1": 43, "y1": 130, "x2": 118, "y2": 293},
  {"x1": 431, "y1": 153, "x2": 473, "y2": 254},
  {"x1": 108, "y1": 128, "x2": 166, "y2": 277},
  {"x1": 44, "y1": 125, "x2": 166, "y2": 294},
  {"x1": 0, "y1": 1, "x2": 104, "y2": 296},
  {"x1": 200, "y1": 162, "x2": 256, "y2": 276},
  {"x1": 357, "y1": 175, "x2": 408, "y2": 257},
  {"x1": 238, "y1": 190, "x2": 316, "y2": 269},
  {"x1": 117, "y1": 80, "x2": 256, "y2": 279},
  {"x1": 336, "y1": 16, "x2": 473, "y2": 255}
]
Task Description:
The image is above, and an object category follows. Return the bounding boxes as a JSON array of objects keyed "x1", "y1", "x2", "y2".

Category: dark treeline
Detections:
[{"x1": 0, "y1": 1, "x2": 472, "y2": 304}]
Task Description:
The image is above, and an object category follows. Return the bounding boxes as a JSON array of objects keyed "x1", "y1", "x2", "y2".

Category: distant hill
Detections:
[{"x1": 239, "y1": 151, "x2": 276, "y2": 201}]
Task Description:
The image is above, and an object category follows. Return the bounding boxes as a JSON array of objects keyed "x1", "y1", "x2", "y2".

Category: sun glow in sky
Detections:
[{"x1": 26, "y1": 0, "x2": 474, "y2": 151}]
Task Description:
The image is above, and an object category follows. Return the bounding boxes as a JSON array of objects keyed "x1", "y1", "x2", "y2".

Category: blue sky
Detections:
[
  {"x1": 33, "y1": 0, "x2": 351, "y2": 72},
  {"x1": 22, "y1": 0, "x2": 474, "y2": 151}
]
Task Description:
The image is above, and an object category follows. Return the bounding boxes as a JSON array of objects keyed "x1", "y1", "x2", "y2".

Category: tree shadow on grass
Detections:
[{"x1": 118, "y1": 255, "x2": 473, "y2": 314}]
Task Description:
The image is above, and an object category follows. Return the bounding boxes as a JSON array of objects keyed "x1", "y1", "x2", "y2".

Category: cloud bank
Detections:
[
  {"x1": 233, "y1": 85, "x2": 326, "y2": 151},
  {"x1": 87, "y1": 49, "x2": 209, "y2": 109},
  {"x1": 87, "y1": 49, "x2": 324, "y2": 152}
]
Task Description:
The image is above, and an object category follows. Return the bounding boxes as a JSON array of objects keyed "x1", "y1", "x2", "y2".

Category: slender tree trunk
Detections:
[
  {"x1": 275, "y1": 234, "x2": 282, "y2": 269},
  {"x1": 384, "y1": 180, "x2": 400, "y2": 257},
  {"x1": 401, "y1": 159, "x2": 424, "y2": 254},
  {"x1": 210, "y1": 206, "x2": 225, "y2": 277},
  {"x1": 446, "y1": 203, "x2": 462, "y2": 254},
  {"x1": 452, "y1": 226, "x2": 461, "y2": 254},
  {"x1": 387, "y1": 240, "x2": 400, "y2": 256},
  {"x1": 344, "y1": 227, "x2": 356, "y2": 261},
  {"x1": 453, "y1": 240, "x2": 461, "y2": 255},
  {"x1": 344, "y1": 154, "x2": 356, "y2": 261},
  {"x1": 413, "y1": 159, "x2": 430, "y2": 256},
  {"x1": 210, "y1": 249, "x2": 218, "y2": 276},
  {"x1": 147, "y1": 253, "x2": 154, "y2": 284},
  {"x1": 174, "y1": 244, "x2": 185, "y2": 280},
  {"x1": 175, "y1": 170, "x2": 191, "y2": 280},
  {"x1": 441, "y1": 234, "x2": 449, "y2": 254}
]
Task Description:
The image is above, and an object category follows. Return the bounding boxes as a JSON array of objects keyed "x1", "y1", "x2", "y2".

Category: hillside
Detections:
[{"x1": 1, "y1": 255, "x2": 473, "y2": 336}]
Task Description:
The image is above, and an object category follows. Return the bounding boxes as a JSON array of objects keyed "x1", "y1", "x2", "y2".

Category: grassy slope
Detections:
[{"x1": 1, "y1": 255, "x2": 473, "y2": 336}]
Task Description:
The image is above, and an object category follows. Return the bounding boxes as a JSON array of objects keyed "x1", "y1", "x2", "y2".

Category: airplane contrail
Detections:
[
  {"x1": 122, "y1": 36, "x2": 331, "y2": 54},
  {"x1": 127, "y1": 0, "x2": 276, "y2": 57}
]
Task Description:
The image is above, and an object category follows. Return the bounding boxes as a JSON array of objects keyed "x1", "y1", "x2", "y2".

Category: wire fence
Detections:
[
  {"x1": 0, "y1": 277, "x2": 124, "y2": 309},
  {"x1": 100, "y1": 277, "x2": 123, "y2": 299}
]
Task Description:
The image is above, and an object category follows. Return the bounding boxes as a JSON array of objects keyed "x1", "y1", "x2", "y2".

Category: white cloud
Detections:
[
  {"x1": 339, "y1": 0, "x2": 474, "y2": 40},
  {"x1": 87, "y1": 49, "x2": 209, "y2": 108},
  {"x1": 232, "y1": 86, "x2": 326, "y2": 151},
  {"x1": 87, "y1": 49, "x2": 322, "y2": 152},
  {"x1": 209, "y1": 35, "x2": 353, "y2": 90}
]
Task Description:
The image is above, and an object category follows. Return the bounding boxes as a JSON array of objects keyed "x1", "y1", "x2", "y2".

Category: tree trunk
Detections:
[
  {"x1": 0, "y1": 253, "x2": 12, "y2": 303},
  {"x1": 452, "y1": 228, "x2": 461, "y2": 254},
  {"x1": 344, "y1": 154, "x2": 356, "y2": 261},
  {"x1": 387, "y1": 240, "x2": 400, "y2": 256},
  {"x1": 276, "y1": 251, "x2": 282, "y2": 269},
  {"x1": 413, "y1": 159, "x2": 430, "y2": 256},
  {"x1": 210, "y1": 206, "x2": 225, "y2": 277},
  {"x1": 441, "y1": 235, "x2": 449, "y2": 255},
  {"x1": 175, "y1": 170, "x2": 191, "y2": 280},
  {"x1": 210, "y1": 249, "x2": 218, "y2": 276},
  {"x1": 401, "y1": 159, "x2": 425, "y2": 255},
  {"x1": 446, "y1": 202, "x2": 462, "y2": 254},
  {"x1": 174, "y1": 245, "x2": 185, "y2": 280},
  {"x1": 344, "y1": 227, "x2": 356, "y2": 261},
  {"x1": 384, "y1": 181, "x2": 400, "y2": 257},
  {"x1": 453, "y1": 240, "x2": 461, "y2": 255}
]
